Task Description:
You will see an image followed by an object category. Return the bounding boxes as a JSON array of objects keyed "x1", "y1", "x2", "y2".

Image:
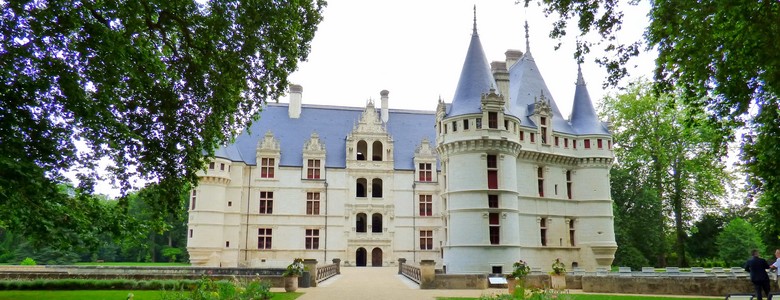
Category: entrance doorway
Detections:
[
  {"x1": 371, "y1": 247, "x2": 382, "y2": 267},
  {"x1": 356, "y1": 247, "x2": 367, "y2": 267}
]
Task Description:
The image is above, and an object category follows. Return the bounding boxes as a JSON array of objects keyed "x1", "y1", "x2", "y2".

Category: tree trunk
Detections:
[{"x1": 672, "y1": 158, "x2": 688, "y2": 267}]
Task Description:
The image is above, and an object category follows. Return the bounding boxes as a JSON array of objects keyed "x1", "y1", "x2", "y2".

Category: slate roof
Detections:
[
  {"x1": 446, "y1": 19, "x2": 497, "y2": 117},
  {"x1": 213, "y1": 103, "x2": 438, "y2": 170},
  {"x1": 569, "y1": 65, "x2": 610, "y2": 135}
]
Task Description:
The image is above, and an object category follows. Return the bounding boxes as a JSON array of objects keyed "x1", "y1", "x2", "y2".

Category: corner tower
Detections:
[{"x1": 437, "y1": 8, "x2": 523, "y2": 274}]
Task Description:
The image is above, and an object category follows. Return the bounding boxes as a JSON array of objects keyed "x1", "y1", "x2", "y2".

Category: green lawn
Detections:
[
  {"x1": 438, "y1": 294, "x2": 718, "y2": 300},
  {"x1": 0, "y1": 290, "x2": 301, "y2": 300},
  {"x1": 74, "y1": 262, "x2": 191, "y2": 267}
]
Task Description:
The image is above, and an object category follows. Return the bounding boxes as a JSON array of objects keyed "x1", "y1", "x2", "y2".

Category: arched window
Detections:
[
  {"x1": 372, "y1": 141, "x2": 383, "y2": 161},
  {"x1": 372, "y1": 213, "x2": 383, "y2": 233},
  {"x1": 356, "y1": 178, "x2": 367, "y2": 197},
  {"x1": 372, "y1": 178, "x2": 383, "y2": 198},
  {"x1": 357, "y1": 140, "x2": 367, "y2": 160},
  {"x1": 356, "y1": 213, "x2": 367, "y2": 233}
]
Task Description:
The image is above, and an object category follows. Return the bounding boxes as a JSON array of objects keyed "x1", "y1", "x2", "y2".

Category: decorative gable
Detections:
[
  {"x1": 303, "y1": 132, "x2": 326, "y2": 155},
  {"x1": 353, "y1": 100, "x2": 386, "y2": 134},
  {"x1": 257, "y1": 130, "x2": 281, "y2": 158}
]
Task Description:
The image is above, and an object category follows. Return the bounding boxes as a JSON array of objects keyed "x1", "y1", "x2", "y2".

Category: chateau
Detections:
[{"x1": 187, "y1": 13, "x2": 617, "y2": 274}]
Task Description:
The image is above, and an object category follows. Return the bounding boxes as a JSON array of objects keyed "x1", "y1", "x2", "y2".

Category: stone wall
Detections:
[
  {"x1": 581, "y1": 276, "x2": 754, "y2": 296},
  {"x1": 422, "y1": 274, "x2": 489, "y2": 290}
]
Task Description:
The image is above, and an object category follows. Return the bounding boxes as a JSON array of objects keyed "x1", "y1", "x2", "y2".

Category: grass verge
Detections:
[
  {"x1": 0, "y1": 290, "x2": 302, "y2": 300},
  {"x1": 438, "y1": 294, "x2": 719, "y2": 300}
]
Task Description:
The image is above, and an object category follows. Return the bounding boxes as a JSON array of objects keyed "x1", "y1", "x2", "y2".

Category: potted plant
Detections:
[
  {"x1": 507, "y1": 260, "x2": 530, "y2": 295},
  {"x1": 283, "y1": 258, "x2": 304, "y2": 292},
  {"x1": 549, "y1": 258, "x2": 567, "y2": 290}
]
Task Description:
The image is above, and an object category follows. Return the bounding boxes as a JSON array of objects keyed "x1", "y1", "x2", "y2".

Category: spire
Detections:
[
  {"x1": 447, "y1": 7, "x2": 497, "y2": 117},
  {"x1": 524, "y1": 20, "x2": 530, "y2": 53},
  {"x1": 576, "y1": 63, "x2": 585, "y2": 86},
  {"x1": 569, "y1": 63, "x2": 606, "y2": 134},
  {"x1": 473, "y1": 5, "x2": 478, "y2": 35}
]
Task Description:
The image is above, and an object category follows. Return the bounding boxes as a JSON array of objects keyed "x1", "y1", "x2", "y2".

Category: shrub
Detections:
[
  {"x1": 162, "y1": 277, "x2": 272, "y2": 300},
  {"x1": 283, "y1": 258, "x2": 304, "y2": 277},
  {"x1": 19, "y1": 257, "x2": 36, "y2": 265},
  {"x1": 614, "y1": 245, "x2": 649, "y2": 271},
  {"x1": 718, "y1": 218, "x2": 764, "y2": 267}
]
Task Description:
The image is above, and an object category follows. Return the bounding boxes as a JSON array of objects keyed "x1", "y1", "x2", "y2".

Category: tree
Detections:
[
  {"x1": 601, "y1": 80, "x2": 730, "y2": 266},
  {"x1": 717, "y1": 218, "x2": 764, "y2": 268},
  {"x1": 611, "y1": 167, "x2": 664, "y2": 267},
  {"x1": 527, "y1": 0, "x2": 780, "y2": 252},
  {"x1": 0, "y1": 0, "x2": 325, "y2": 241}
]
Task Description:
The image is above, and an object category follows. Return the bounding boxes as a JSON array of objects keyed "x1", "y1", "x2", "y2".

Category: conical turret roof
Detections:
[
  {"x1": 446, "y1": 8, "x2": 496, "y2": 117},
  {"x1": 569, "y1": 64, "x2": 609, "y2": 134}
]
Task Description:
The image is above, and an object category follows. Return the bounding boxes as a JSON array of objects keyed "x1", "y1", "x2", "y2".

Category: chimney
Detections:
[
  {"x1": 289, "y1": 84, "x2": 302, "y2": 119},
  {"x1": 505, "y1": 49, "x2": 523, "y2": 69},
  {"x1": 491, "y1": 61, "x2": 510, "y2": 107},
  {"x1": 380, "y1": 90, "x2": 389, "y2": 123}
]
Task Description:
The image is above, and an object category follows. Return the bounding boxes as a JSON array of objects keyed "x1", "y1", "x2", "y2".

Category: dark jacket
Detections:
[{"x1": 745, "y1": 256, "x2": 771, "y2": 282}]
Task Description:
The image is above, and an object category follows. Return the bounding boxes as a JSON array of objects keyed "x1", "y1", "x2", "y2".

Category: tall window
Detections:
[
  {"x1": 305, "y1": 229, "x2": 319, "y2": 249},
  {"x1": 372, "y1": 213, "x2": 383, "y2": 233},
  {"x1": 220, "y1": 163, "x2": 225, "y2": 171},
  {"x1": 519, "y1": 131, "x2": 524, "y2": 141},
  {"x1": 555, "y1": 136, "x2": 559, "y2": 147},
  {"x1": 476, "y1": 118, "x2": 482, "y2": 129},
  {"x1": 530, "y1": 133, "x2": 536, "y2": 143},
  {"x1": 307, "y1": 159, "x2": 321, "y2": 179},
  {"x1": 372, "y1": 178, "x2": 383, "y2": 198},
  {"x1": 597, "y1": 139, "x2": 603, "y2": 149},
  {"x1": 452, "y1": 121, "x2": 458, "y2": 132},
  {"x1": 489, "y1": 213, "x2": 500, "y2": 245},
  {"x1": 306, "y1": 192, "x2": 320, "y2": 215},
  {"x1": 488, "y1": 112, "x2": 498, "y2": 129},
  {"x1": 259, "y1": 191, "x2": 273, "y2": 214},
  {"x1": 488, "y1": 194, "x2": 498, "y2": 208},
  {"x1": 537, "y1": 167, "x2": 544, "y2": 197},
  {"x1": 566, "y1": 171, "x2": 573, "y2": 200},
  {"x1": 487, "y1": 155, "x2": 498, "y2": 189},
  {"x1": 258, "y1": 228, "x2": 272, "y2": 249},
  {"x1": 420, "y1": 230, "x2": 433, "y2": 250},
  {"x1": 260, "y1": 158, "x2": 275, "y2": 178},
  {"x1": 357, "y1": 140, "x2": 367, "y2": 160},
  {"x1": 209, "y1": 162, "x2": 215, "y2": 169},
  {"x1": 569, "y1": 221, "x2": 576, "y2": 246},
  {"x1": 190, "y1": 190, "x2": 197, "y2": 210},
  {"x1": 540, "y1": 117, "x2": 548, "y2": 144},
  {"x1": 564, "y1": 138, "x2": 569, "y2": 148},
  {"x1": 372, "y1": 141, "x2": 383, "y2": 161},
  {"x1": 356, "y1": 178, "x2": 367, "y2": 197},
  {"x1": 573, "y1": 140, "x2": 577, "y2": 149},
  {"x1": 419, "y1": 163, "x2": 432, "y2": 182},
  {"x1": 608, "y1": 140, "x2": 612, "y2": 149},
  {"x1": 419, "y1": 195, "x2": 433, "y2": 216},
  {"x1": 463, "y1": 119, "x2": 469, "y2": 130},
  {"x1": 540, "y1": 218, "x2": 548, "y2": 246},
  {"x1": 584, "y1": 139, "x2": 591, "y2": 149},
  {"x1": 504, "y1": 120, "x2": 509, "y2": 130},
  {"x1": 356, "y1": 213, "x2": 367, "y2": 233}
]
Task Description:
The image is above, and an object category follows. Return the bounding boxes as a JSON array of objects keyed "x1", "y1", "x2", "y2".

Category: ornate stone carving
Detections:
[
  {"x1": 532, "y1": 90, "x2": 553, "y2": 117},
  {"x1": 353, "y1": 101, "x2": 386, "y2": 134},
  {"x1": 415, "y1": 138, "x2": 437, "y2": 157},
  {"x1": 303, "y1": 132, "x2": 326, "y2": 154},
  {"x1": 257, "y1": 131, "x2": 280, "y2": 151}
]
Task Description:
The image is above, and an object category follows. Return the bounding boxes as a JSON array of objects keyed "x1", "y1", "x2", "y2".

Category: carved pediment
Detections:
[
  {"x1": 303, "y1": 132, "x2": 326, "y2": 154},
  {"x1": 415, "y1": 138, "x2": 437, "y2": 158},
  {"x1": 257, "y1": 131, "x2": 280, "y2": 153},
  {"x1": 354, "y1": 100, "x2": 386, "y2": 134},
  {"x1": 532, "y1": 90, "x2": 553, "y2": 117}
]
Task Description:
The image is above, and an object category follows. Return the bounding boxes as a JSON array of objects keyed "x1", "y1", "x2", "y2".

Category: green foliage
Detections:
[
  {"x1": 478, "y1": 288, "x2": 573, "y2": 300},
  {"x1": 509, "y1": 260, "x2": 531, "y2": 279},
  {"x1": 601, "y1": 80, "x2": 730, "y2": 267},
  {"x1": 162, "y1": 247, "x2": 184, "y2": 263},
  {"x1": 550, "y1": 259, "x2": 566, "y2": 275},
  {"x1": 717, "y1": 218, "x2": 764, "y2": 267},
  {"x1": 19, "y1": 257, "x2": 36, "y2": 266},
  {"x1": 613, "y1": 245, "x2": 648, "y2": 271},
  {"x1": 0, "y1": 279, "x2": 198, "y2": 290},
  {"x1": 0, "y1": 0, "x2": 326, "y2": 244},
  {"x1": 161, "y1": 277, "x2": 271, "y2": 300},
  {"x1": 283, "y1": 258, "x2": 304, "y2": 277}
]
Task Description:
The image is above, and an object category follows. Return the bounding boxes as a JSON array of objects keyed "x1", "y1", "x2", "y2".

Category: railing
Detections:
[
  {"x1": 401, "y1": 263, "x2": 421, "y2": 283},
  {"x1": 316, "y1": 263, "x2": 338, "y2": 282}
]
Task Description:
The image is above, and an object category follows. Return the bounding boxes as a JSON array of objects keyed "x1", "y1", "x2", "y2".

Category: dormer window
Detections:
[
  {"x1": 540, "y1": 117, "x2": 549, "y2": 144},
  {"x1": 260, "y1": 158, "x2": 275, "y2": 178},
  {"x1": 488, "y1": 112, "x2": 498, "y2": 129},
  {"x1": 418, "y1": 163, "x2": 433, "y2": 182},
  {"x1": 307, "y1": 159, "x2": 321, "y2": 179}
]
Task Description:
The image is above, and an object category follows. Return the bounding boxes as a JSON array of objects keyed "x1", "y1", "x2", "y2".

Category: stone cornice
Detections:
[
  {"x1": 200, "y1": 176, "x2": 231, "y2": 185},
  {"x1": 437, "y1": 139, "x2": 522, "y2": 156},
  {"x1": 517, "y1": 150, "x2": 613, "y2": 167}
]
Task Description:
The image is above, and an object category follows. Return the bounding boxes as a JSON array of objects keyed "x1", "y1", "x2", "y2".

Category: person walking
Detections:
[
  {"x1": 745, "y1": 249, "x2": 771, "y2": 300},
  {"x1": 770, "y1": 249, "x2": 780, "y2": 289}
]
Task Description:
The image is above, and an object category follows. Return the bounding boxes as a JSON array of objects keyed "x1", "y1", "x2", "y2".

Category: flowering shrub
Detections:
[
  {"x1": 509, "y1": 260, "x2": 531, "y2": 279},
  {"x1": 283, "y1": 258, "x2": 304, "y2": 277},
  {"x1": 550, "y1": 258, "x2": 566, "y2": 275}
]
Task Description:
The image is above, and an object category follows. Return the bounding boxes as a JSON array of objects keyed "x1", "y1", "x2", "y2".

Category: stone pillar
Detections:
[
  {"x1": 303, "y1": 259, "x2": 318, "y2": 288},
  {"x1": 332, "y1": 258, "x2": 341, "y2": 274},
  {"x1": 398, "y1": 258, "x2": 407, "y2": 274},
  {"x1": 420, "y1": 259, "x2": 436, "y2": 289}
]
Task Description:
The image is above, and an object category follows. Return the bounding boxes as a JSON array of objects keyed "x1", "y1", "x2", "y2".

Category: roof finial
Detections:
[
  {"x1": 525, "y1": 20, "x2": 530, "y2": 53},
  {"x1": 473, "y1": 5, "x2": 478, "y2": 35},
  {"x1": 576, "y1": 63, "x2": 586, "y2": 86}
]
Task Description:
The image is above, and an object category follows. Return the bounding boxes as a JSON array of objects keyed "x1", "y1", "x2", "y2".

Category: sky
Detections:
[
  {"x1": 283, "y1": 0, "x2": 657, "y2": 119},
  {"x1": 91, "y1": 0, "x2": 657, "y2": 198}
]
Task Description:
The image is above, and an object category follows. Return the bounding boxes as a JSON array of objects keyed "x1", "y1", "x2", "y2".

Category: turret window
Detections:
[
  {"x1": 488, "y1": 194, "x2": 498, "y2": 208},
  {"x1": 540, "y1": 218, "x2": 548, "y2": 246},
  {"x1": 569, "y1": 220, "x2": 576, "y2": 246},
  {"x1": 584, "y1": 139, "x2": 591, "y2": 149},
  {"x1": 566, "y1": 170, "x2": 573, "y2": 200},
  {"x1": 504, "y1": 120, "x2": 509, "y2": 130},
  {"x1": 530, "y1": 133, "x2": 536, "y2": 143},
  {"x1": 260, "y1": 158, "x2": 275, "y2": 178},
  {"x1": 463, "y1": 119, "x2": 469, "y2": 130},
  {"x1": 537, "y1": 167, "x2": 544, "y2": 197},
  {"x1": 259, "y1": 191, "x2": 273, "y2": 214},
  {"x1": 487, "y1": 155, "x2": 498, "y2": 189},
  {"x1": 209, "y1": 162, "x2": 215, "y2": 169},
  {"x1": 220, "y1": 163, "x2": 225, "y2": 171},
  {"x1": 564, "y1": 138, "x2": 569, "y2": 148},
  {"x1": 489, "y1": 213, "x2": 500, "y2": 245},
  {"x1": 488, "y1": 112, "x2": 498, "y2": 129},
  {"x1": 555, "y1": 136, "x2": 559, "y2": 147},
  {"x1": 452, "y1": 121, "x2": 458, "y2": 132},
  {"x1": 597, "y1": 139, "x2": 603, "y2": 149},
  {"x1": 519, "y1": 131, "x2": 524, "y2": 141},
  {"x1": 476, "y1": 118, "x2": 482, "y2": 129},
  {"x1": 190, "y1": 190, "x2": 197, "y2": 210}
]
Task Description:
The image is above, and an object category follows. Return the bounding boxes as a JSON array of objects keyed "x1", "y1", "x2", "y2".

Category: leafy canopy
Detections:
[{"x1": 0, "y1": 0, "x2": 326, "y2": 239}]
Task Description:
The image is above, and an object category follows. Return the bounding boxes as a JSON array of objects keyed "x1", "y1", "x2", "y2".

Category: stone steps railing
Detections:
[
  {"x1": 316, "y1": 263, "x2": 339, "y2": 283},
  {"x1": 397, "y1": 259, "x2": 421, "y2": 284}
]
